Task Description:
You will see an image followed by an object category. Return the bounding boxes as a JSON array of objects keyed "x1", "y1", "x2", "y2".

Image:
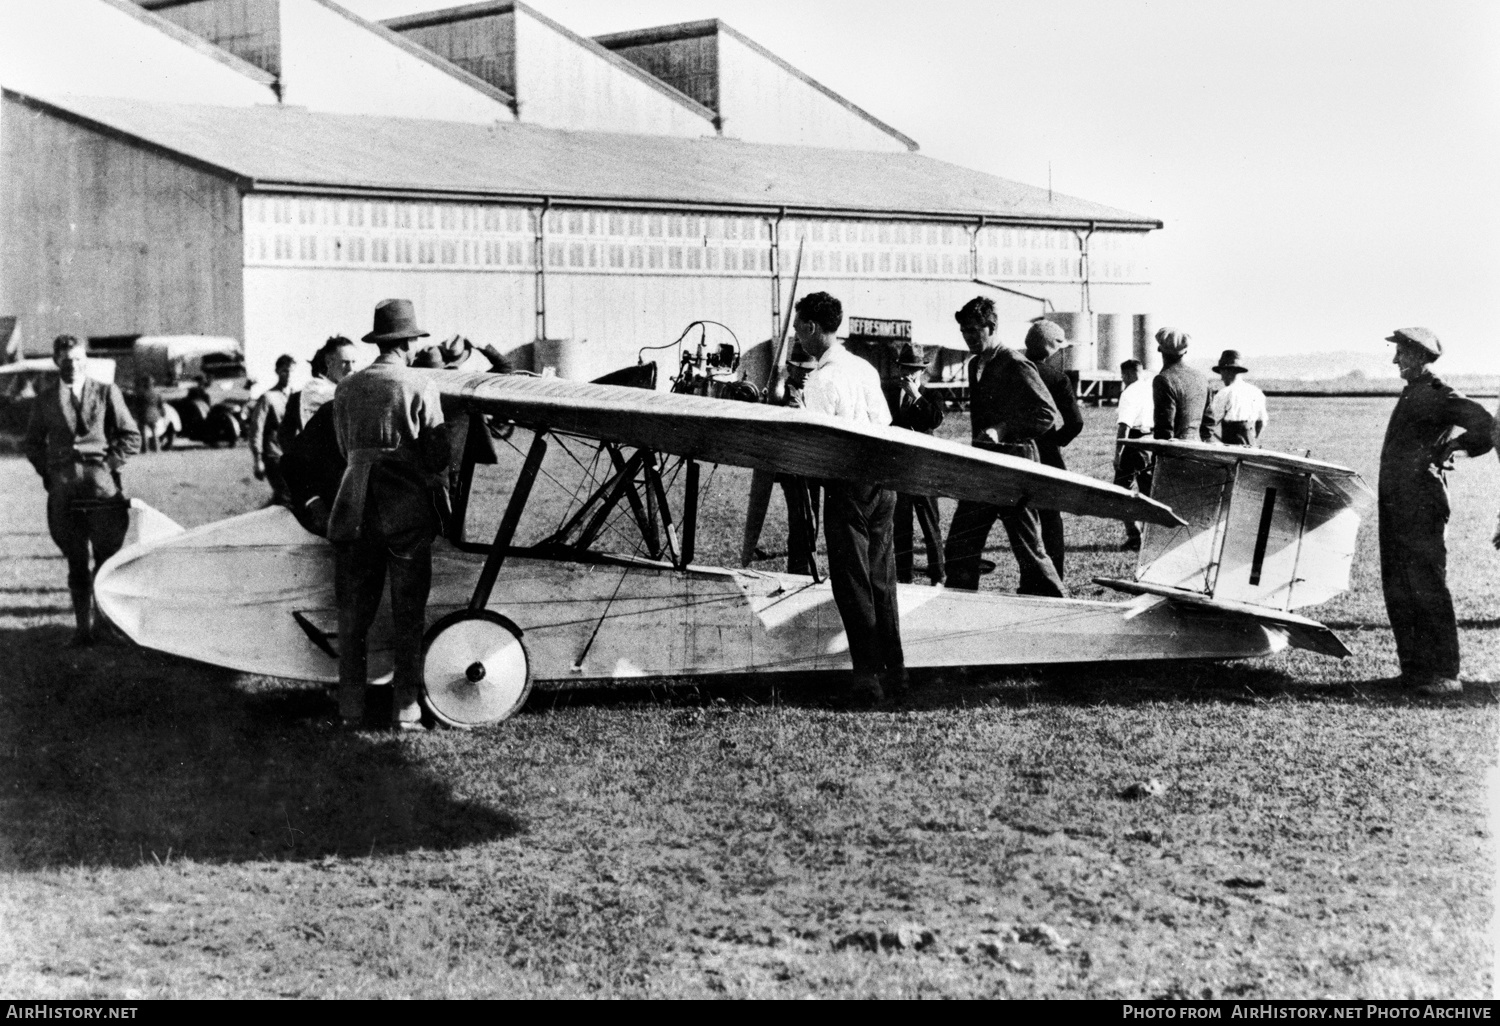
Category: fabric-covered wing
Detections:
[{"x1": 432, "y1": 371, "x2": 1183, "y2": 527}]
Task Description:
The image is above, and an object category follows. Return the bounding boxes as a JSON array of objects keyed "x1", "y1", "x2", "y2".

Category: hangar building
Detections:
[{"x1": 0, "y1": 0, "x2": 1163, "y2": 384}]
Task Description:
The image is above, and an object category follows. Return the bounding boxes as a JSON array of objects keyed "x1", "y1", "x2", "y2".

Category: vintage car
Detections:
[{"x1": 107, "y1": 335, "x2": 249, "y2": 448}]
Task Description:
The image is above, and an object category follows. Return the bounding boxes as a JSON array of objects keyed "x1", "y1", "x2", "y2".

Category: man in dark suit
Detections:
[
  {"x1": 329, "y1": 300, "x2": 450, "y2": 729},
  {"x1": 1023, "y1": 320, "x2": 1084, "y2": 578},
  {"x1": 881, "y1": 342, "x2": 945, "y2": 585},
  {"x1": 23, "y1": 334, "x2": 140, "y2": 645},
  {"x1": 941, "y1": 297, "x2": 1066, "y2": 597}
]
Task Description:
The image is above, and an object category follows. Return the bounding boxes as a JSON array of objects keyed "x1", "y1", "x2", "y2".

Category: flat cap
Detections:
[
  {"x1": 1025, "y1": 320, "x2": 1069, "y2": 351},
  {"x1": 1155, "y1": 327, "x2": 1190, "y2": 355},
  {"x1": 1385, "y1": 327, "x2": 1442, "y2": 359}
]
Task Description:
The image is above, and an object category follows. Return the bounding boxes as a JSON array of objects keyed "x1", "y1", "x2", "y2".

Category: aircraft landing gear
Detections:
[{"x1": 420, "y1": 609, "x2": 531, "y2": 728}]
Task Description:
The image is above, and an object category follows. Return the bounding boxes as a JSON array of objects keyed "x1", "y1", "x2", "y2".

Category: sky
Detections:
[{"x1": 127, "y1": 0, "x2": 1496, "y2": 374}]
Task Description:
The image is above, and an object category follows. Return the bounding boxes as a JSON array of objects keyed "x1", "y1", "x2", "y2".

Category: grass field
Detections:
[{"x1": 0, "y1": 397, "x2": 1495, "y2": 999}]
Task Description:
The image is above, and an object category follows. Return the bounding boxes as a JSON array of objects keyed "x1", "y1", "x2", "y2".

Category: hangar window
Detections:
[
  {"x1": 668, "y1": 248, "x2": 683, "y2": 269},
  {"x1": 878, "y1": 225, "x2": 891, "y2": 245},
  {"x1": 441, "y1": 241, "x2": 457, "y2": 264},
  {"x1": 419, "y1": 241, "x2": 436, "y2": 264},
  {"x1": 811, "y1": 224, "x2": 825, "y2": 243},
  {"x1": 861, "y1": 252, "x2": 874, "y2": 273},
  {"x1": 547, "y1": 243, "x2": 565, "y2": 266},
  {"x1": 827, "y1": 224, "x2": 841, "y2": 243},
  {"x1": 628, "y1": 215, "x2": 644, "y2": 236},
  {"x1": 506, "y1": 241, "x2": 525, "y2": 265},
  {"x1": 484, "y1": 241, "x2": 501, "y2": 265},
  {"x1": 704, "y1": 248, "x2": 718, "y2": 270},
  {"x1": 608, "y1": 214, "x2": 624, "y2": 236},
  {"x1": 299, "y1": 236, "x2": 317, "y2": 260},
  {"x1": 685, "y1": 247, "x2": 701, "y2": 270},
  {"x1": 894, "y1": 253, "x2": 907, "y2": 274},
  {"x1": 926, "y1": 254, "x2": 939, "y2": 275},
  {"x1": 760, "y1": 250, "x2": 771, "y2": 271},
  {"x1": 827, "y1": 252, "x2": 840, "y2": 273},
  {"x1": 567, "y1": 212, "x2": 584, "y2": 235},
  {"x1": 647, "y1": 216, "x2": 663, "y2": 238},
  {"x1": 588, "y1": 245, "x2": 600, "y2": 268},
  {"x1": 811, "y1": 251, "x2": 825, "y2": 272},
  {"x1": 547, "y1": 212, "x2": 564, "y2": 234},
  {"x1": 942, "y1": 254, "x2": 954, "y2": 275},
  {"x1": 707, "y1": 218, "x2": 723, "y2": 240},
  {"x1": 568, "y1": 244, "x2": 585, "y2": 266},
  {"x1": 349, "y1": 238, "x2": 366, "y2": 262},
  {"x1": 667, "y1": 217, "x2": 684, "y2": 238},
  {"x1": 648, "y1": 246, "x2": 663, "y2": 269},
  {"x1": 629, "y1": 246, "x2": 645, "y2": 269},
  {"x1": 609, "y1": 245, "x2": 625, "y2": 268},
  {"x1": 372, "y1": 239, "x2": 390, "y2": 263},
  {"x1": 878, "y1": 252, "x2": 891, "y2": 273},
  {"x1": 723, "y1": 249, "x2": 738, "y2": 271},
  {"x1": 1001, "y1": 257, "x2": 1013, "y2": 276},
  {"x1": 441, "y1": 208, "x2": 457, "y2": 231},
  {"x1": 987, "y1": 256, "x2": 998, "y2": 275},
  {"x1": 506, "y1": 210, "x2": 524, "y2": 233}
]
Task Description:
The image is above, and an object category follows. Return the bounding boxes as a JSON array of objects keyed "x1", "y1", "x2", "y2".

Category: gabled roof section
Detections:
[
  {"x1": 385, "y1": 2, "x2": 715, "y2": 126},
  {"x1": 111, "y1": 0, "x2": 279, "y2": 88},
  {"x1": 595, "y1": 18, "x2": 917, "y2": 152},
  {"x1": 311, "y1": 0, "x2": 516, "y2": 110},
  {"x1": 8, "y1": 91, "x2": 1161, "y2": 229}
]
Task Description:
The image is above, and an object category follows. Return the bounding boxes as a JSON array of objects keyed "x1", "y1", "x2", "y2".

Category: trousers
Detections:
[
  {"x1": 822, "y1": 482, "x2": 903, "y2": 676},
  {"x1": 1378, "y1": 486, "x2": 1459, "y2": 680},
  {"x1": 944, "y1": 499, "x2": 1067, "y2": 597},
  {"x1": 1114, "y1": 430, "x2": 1153, "y2": 545},
  {"x1": 334, "y1": 521, "x2": 435, "y2": 706},
  {"x1": 780, "y1": 475, "x2": 821, "y2": 577},
  {"x1": 894, "y1": 492, "x2": 945, "y2": 584},
  {"x1": 46, "y1": 462, "x2": 129, "y2": 595}
]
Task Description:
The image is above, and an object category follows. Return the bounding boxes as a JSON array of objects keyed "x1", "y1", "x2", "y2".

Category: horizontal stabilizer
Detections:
[
  {"x1": 1095, "y1": 577, "x2": 1351, "y2": 658},
  {"x1": 433, "y1": 371, "x2": 1184, "y2": 528}
]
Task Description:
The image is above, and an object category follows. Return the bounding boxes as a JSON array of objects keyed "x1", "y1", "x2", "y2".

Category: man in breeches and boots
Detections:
[
  {"x1": 1378, "y1": 327, "x2": 1493, "y2": 696},
  {"x1": 23, "y1": 334, "x2": 140, "y2": 646},
  {"x1": 941, "y1": 297, "x2": 1066, "y2": 597},
  {"x1": 796, "y1": 291, "x2": 904, "y2": 707},
  {"x1": 329, "y1": 300, "x2": 450, "y2": 729}
]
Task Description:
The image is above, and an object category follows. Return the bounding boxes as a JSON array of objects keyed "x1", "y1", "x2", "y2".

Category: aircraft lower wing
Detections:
[
  {"x1": 1094, "y1": 577, "x2": 1351, "y2": 658},
  {"x1": 432, "y1": 371, "x2": 1184, "y2": 528}
]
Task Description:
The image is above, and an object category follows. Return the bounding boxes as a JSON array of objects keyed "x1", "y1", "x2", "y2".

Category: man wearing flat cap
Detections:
[
  {"x1": 329, "y1": 299, "x2": 450, "y2": 729},
  {"x1": 1024, "y1": 319, "x2": 1084, "y2": 577},
  {"x1": 1209, "y1": 350, "x2": 1268, "y2": 447},
  {"x1": 1151, "y1": 327, "x2": 1215, "y2": 442},
  {"x1": 1379, "y1": 327, "x2": 1493, "y2": 696}
]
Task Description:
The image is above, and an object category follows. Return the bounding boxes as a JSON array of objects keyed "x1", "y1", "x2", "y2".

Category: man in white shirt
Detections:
[
  {"x1": 796, "y1": 291, "x2": 902, "y2": 707},
  {"x1": 1209, "y1": 349, "x2": 1268, "y2": 446},
  {"x1": 1114, "y1": 359, "x2": 1154, "y2": 550}
]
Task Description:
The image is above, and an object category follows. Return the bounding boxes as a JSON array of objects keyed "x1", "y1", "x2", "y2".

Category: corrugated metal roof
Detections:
[{"x1": 12, "y1": 91, "x2": 1160, "y2": 228}]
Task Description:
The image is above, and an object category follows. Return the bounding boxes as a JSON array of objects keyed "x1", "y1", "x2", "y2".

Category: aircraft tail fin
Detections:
[{"x1": 1124, "y1": 440, "x2": 1373, "y2": 614}]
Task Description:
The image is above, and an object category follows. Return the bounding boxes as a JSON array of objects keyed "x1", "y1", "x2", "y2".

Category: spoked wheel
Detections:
[{"x1": 421, "y1": 610, "x2": 531, "y2": 729}]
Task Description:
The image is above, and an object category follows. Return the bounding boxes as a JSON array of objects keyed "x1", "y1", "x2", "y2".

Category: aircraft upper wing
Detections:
[{"x1": 432, "y1": 371, "x2": 1184, "y2": 528}]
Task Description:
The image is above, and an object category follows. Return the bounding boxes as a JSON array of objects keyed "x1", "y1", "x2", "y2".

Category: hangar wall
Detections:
[
  {"x1": 237, "y1": 192, "x2": 1152, "y2": 383},
  {"x1": 0, "y1": 97, "x2": 245, "y2": 353}
]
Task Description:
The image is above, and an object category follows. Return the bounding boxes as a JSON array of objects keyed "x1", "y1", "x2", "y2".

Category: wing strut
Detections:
[
  {"x1": 470, "y1": 431, "x2": 548, "y2": 611},
  {"x1": 680, "y1": 460, "x2": 700, "y2": 566},
  {"x1": 643, "y1": 453, "x2": 682, "y2": 567},
  {"x1": 608, "y1": 446, "x2": 661, "y2": 558}
]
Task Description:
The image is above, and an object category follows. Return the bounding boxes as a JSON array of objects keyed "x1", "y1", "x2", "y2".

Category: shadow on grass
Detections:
[
  {"x1": 0, "y1": 625, "x2": 522, "y2": 871},
  {"x1": 527, "y1": 660, "x2": 1499, "y2": 714}
]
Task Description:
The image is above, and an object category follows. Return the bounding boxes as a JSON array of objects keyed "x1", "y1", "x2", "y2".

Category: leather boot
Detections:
[{"x1": 68, "y1": 588, "x2": 94, "y2": 647}]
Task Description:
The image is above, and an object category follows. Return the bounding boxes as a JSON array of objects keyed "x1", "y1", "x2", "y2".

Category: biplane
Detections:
[{"x1": 94, "y1": 370, "x2": 1373, "y2": 728}]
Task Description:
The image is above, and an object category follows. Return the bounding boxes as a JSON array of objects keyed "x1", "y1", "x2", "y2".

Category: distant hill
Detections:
[{"x1": 1187, "y1": 350, "x2": 1399, "y2": 381}]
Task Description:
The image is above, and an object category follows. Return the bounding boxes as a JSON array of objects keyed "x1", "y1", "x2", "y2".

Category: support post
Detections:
[
  {"x1": 642, "y1": 453, "x2": 681, "y2": 568},
  {"x1": 609, "y1": 445, "x2": 660, "y2": 558},
  {"x1": 680, "y1": 460, "x2": 700, "y2": 567},
  {"x1": 469, "y1": 431, "x2": 547, "y2": 611}
]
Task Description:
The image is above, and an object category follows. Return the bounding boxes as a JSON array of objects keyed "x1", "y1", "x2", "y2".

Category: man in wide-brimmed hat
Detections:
[
  {"x1": 328, "y1": 299, "x2": 451, "y2": 729},
  {"x1": 1208, "y1": 349, "x2": 1267, "y2": 447},
  {"x1": 1151, "y1": 327, "x2": 1215, "y2": 442},
  {"x1": 1378, "y1": 327, "x2": 1493, "y2": 697},
  {"x1": 881, "y1": 341, "x2": 945, "y2": 586}
]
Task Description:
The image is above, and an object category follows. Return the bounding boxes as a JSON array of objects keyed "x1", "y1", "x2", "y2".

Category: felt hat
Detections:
[
  {"x1": 1385, "y1": 327, "x2": 1442, "y2": 359},
  {"x1": 895, "y1": 342, "x2": 929, "y2": 369},
  {"x1": 437, "y1": 334, "x2": 472, "y2": 366},
  {"x1": 1211, "y1": 349, "x2": 1247, "y2": 373},
  {"x1": 362, "y1": 299, "x2": 429, "y2": 344},
  {"x1": 1155, "y1": 327, "x2": 1190, "y2": 355}
]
